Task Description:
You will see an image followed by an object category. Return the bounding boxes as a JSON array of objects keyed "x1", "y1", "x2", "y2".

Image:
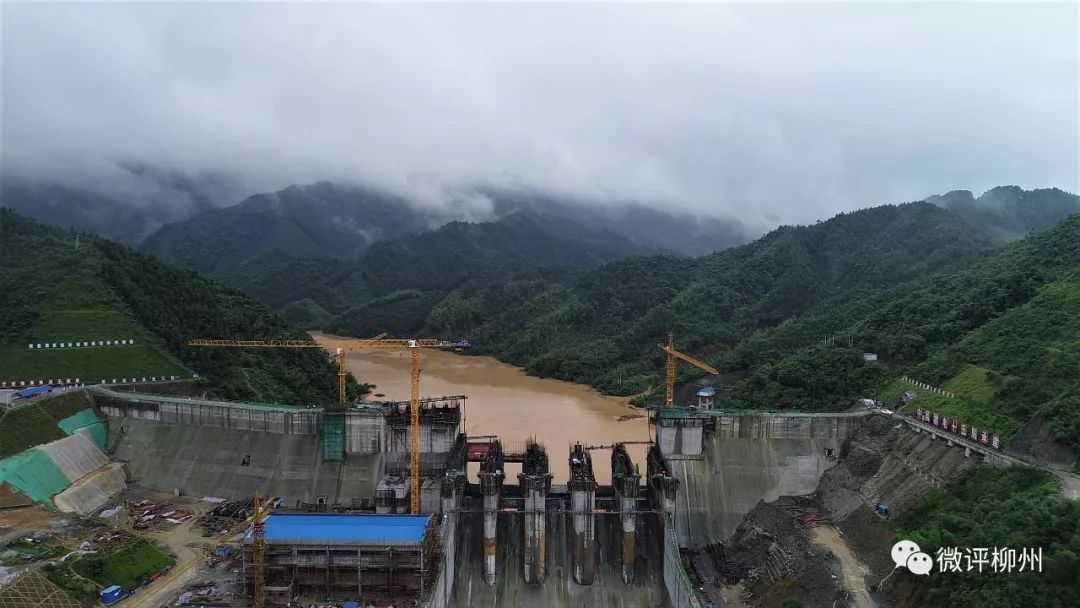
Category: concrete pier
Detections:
[
  {"x1": 656, "y1": 412, "x2": 705, "y2": 460},
  {"x1": 647, "y1": 444, "x2": 678, "y2": 517},
  {"x1": 441, "y1": 470, "x2": 465, "y2": 514},
  {"x1": 479, "y1": 441, "x2": 506, "y2": 586},
  {"x1": 568, "y1": 443, "x2": 597, "y2": 585},
  {"x1": 612, "y1": 444, "x2": 641, "y2": 584},
  {"x1": 519, "y1": 441, "x2": 552, "y2": 585}
]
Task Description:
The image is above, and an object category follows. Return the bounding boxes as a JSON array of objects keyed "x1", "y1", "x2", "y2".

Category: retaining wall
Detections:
[
  {"x1": 0, "y1": 414, "x2": 117, "y2": 510},
  {"x1": 54, "y1": 463, "x2": 127, "y2": 515},
  {"x1": 662, "y1": 517, "x2": 702, "y2": 608},
  {"x1": 37, "y1": 430, "x2": 108, "y2": 483}
]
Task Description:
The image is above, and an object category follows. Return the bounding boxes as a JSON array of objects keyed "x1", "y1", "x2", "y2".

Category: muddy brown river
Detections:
[{"x1": 311, "y1": 332, "x2": 650, "y2": 483}]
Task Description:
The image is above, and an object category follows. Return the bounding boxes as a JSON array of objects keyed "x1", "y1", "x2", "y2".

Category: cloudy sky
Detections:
[{"x1": 2, "y1": 2, "x2": 1077, "y2": 226}]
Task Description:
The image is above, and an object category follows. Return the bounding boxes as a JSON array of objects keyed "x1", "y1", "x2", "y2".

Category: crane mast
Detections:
[
  {"x1": 410, "y1": 345, "x2": 422, "y2": 514},
  {"x1": 251, "y1": 490, "x2": 268, "y2": 608},
  {"x1": 189, "y1": 334, "x2": 438, "y2": 514},
  {"x1": 658, "y1": 331, "x2": 719, "y2": 407}
]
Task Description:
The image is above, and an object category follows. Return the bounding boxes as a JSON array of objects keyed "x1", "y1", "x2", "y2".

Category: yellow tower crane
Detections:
[
  {"x1": 189, "y1": 333, "x2": 388, "y2": 407},
  {"x1": 658, "y1": 331, "x2": 718, "y2": 407},
  {"x1": 250, "y1": 490, "x2": 272, "y2": 608},
  {"x1": 188, "y1": 336, "x2": 439, "y2": 514}
]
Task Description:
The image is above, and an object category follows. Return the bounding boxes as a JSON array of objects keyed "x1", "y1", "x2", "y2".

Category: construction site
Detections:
[{"x1": 0, "y1": 332, "x2": 1007, "y2": 608}]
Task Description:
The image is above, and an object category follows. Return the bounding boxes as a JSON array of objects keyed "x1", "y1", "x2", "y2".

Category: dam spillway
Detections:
[
  {"x1": 89, "y1": 386, "x2": 870, "y2": 607},
  {"x1": 451, "y1": 509, "x2": 669, "y2": 608}
]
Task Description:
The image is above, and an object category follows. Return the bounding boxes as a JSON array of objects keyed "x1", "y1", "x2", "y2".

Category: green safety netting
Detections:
[
  {"x1": 57, "y1": 409, "x2": 106, "y2": 449},
  {"x1": 321, "y1": 412, "x2": 345, "y2": 462},
  {"x1": 0, "y1": 448, "x2": 69, "y2": 509}
]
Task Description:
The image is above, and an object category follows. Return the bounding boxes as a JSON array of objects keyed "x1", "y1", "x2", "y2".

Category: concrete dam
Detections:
[
  {"x1": 91, "y1": 387, "x2": 869, "y2": 607},
  {"x1": 657, "y1": 409, "x2": 866, "y2": 545}
]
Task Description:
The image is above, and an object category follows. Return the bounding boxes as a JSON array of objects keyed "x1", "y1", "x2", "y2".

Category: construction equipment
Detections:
[
  {"x1": 189, "y1": 335, "x2": 440, "y2": 514},
  {"x1": 251, "y1": 491, "x2": 271, "y2": 608},
  {"x1": 583, "y1": 441, "x2": 654, "y2": 451},
  {"x1": 658, "y1": 331, "x2": 718, "y2": 407},
  {"x1": 189, "y1": 333, "x2": 388, "y2": 407}
]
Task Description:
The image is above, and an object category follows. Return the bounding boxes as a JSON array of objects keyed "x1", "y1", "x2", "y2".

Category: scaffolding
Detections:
[
  {"x1": 321, "y1": 411, "x2": 346, "y2": 462},
  {"x1": 243, "y1": 517, "x2": 442, "y2": 606}
]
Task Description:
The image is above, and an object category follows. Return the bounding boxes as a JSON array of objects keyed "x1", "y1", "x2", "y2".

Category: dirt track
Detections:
[
  {"x1": 120, "y1": 497, "x2": 211, "y2": 608},
  {"x1": 811, "y1": 526, "x2": 875, "y2": 608}
]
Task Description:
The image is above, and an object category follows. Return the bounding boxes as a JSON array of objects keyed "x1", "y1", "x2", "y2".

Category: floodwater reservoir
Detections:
[{"x1": 310, "y1": 332, "x2": 650, "y2": 484}]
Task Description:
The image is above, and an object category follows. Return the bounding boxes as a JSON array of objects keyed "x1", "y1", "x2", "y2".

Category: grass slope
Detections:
[
  {"x1": 72, "y1": 538, "x2": 174, "y2": 589},
  {"x1": 0, "y1": 392, "x2": 96, "y2": 458},
  {"x1": 0, "y1": 213, "x2": 188, "y2": 383},
  {"x1": 911, "y1": 277, "x2": 1080, "y2": 446},
  {"x1": 1, "y1": 208, "x2": 357, "y2": 404}
]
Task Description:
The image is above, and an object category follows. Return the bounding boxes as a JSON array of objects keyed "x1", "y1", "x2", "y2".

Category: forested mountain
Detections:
[
  {"x1": 0, "y1": 167, "x2": 243, "y2": 243},
  {"x1": 140, "y1": 181, "x2": 443, "y2": 284},
  {"x1": 0, "y1": 208, "x2": 360, "y2": 404},
  {"x1": 392, "y1": 201, "x2": 996, "y2": 393},
  {"x1": 323, "y1": 212, "x2": 651, "y2": 335},
  {"x1": 484, "y1": 187, "x2": 748, "y2": 255},
  {"x1": 138, "y1": 181, "x2": 751, "y2": 314},
  {"x1": 926, "y1": 185, "x2": 1080, "y2": 242},
  {"x1": 320, "y1": 192, "x2": 1080, "y2": 458},
  {"x1": 721, "y1": 214, "x2": 1080, "y2": 454}
]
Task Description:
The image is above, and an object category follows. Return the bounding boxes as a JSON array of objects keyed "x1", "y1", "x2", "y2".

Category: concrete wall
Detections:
[
  {"x1": 657, "y1": 419, "x2": 704, "y2": 460},
  {"x1": 346, "y1": 413, "x2": 385, "y2": 453},
  {"x1": 669, "y1": 435, "x2": 841, "y2": 545},
  {"x1": 99, "y1": 401, "x2": 320, "y2": 436},
  {"x1": 111, "y1": 417, "x2": 382, "y2": 504},
  {"x1": 710, "y1": 413, "x2": 863, "y2": 439},
  {"x1": 662, "y1": 517, "x2": 702, "y2": 608},
  {"x1": 385, "y1": 423, "x2": 459, "y2": 454}
]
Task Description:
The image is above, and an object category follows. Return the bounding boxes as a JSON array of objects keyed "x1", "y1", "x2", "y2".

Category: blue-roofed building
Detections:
[
  {"x1": 243, "y1": 513, "x2": 438, "y2": 605},
  {"x1": 15, "y1": 384, "x2": 52, "y2": 400},
  {"x1": 264, "y1": 513, "x2": 431, "y2": 544}
]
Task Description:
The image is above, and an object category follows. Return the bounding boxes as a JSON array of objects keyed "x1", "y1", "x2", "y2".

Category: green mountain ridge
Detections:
[
  {"x1": 139, "y1": 181, "x2": 436, "y2": 284},
  {"x1": 926, "y1": 185, "x2": 1080, "y2": 243},
  {"x1": 324, "y1": 212, "x2": 652, "y2": 336},
  {"x1": 397, "y1": 201, "x2": 998, "y2": 395},
  {"x1": 136, "y1": 181, "x2": 751, "y2": 321},
  {"x1": 0, "y1": 208, "x2": 358, "y2": 404},
  {"x1": 1, "y1": 167, "x2": 243, "y2": 243},
  {"x1": 716, "y1": 213, "x2": 1080, "y2": 455}
]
